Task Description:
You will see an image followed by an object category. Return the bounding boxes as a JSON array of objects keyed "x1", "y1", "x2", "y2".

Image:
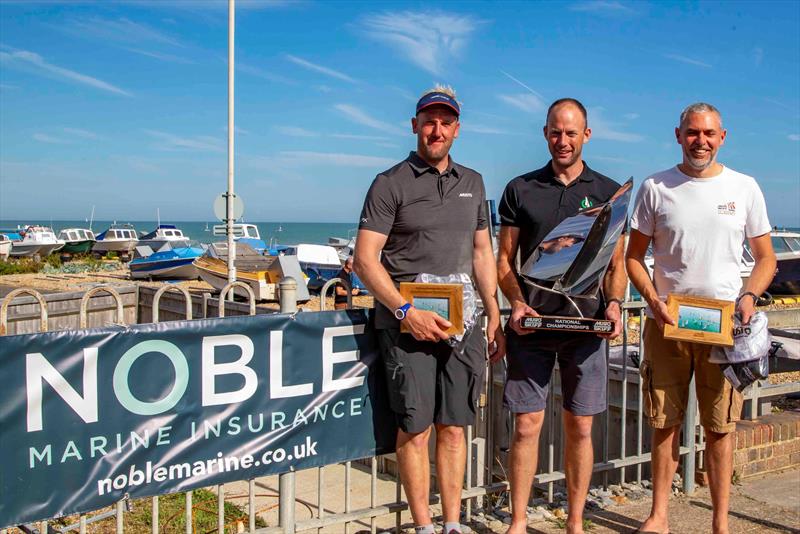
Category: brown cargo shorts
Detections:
[{"x1": 641, "y1": 318, "x2": 743, "y2": 434}]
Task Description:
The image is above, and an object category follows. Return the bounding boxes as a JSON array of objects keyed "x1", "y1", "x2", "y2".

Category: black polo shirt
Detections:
[
  {"x1": 499, "y1": 161, "x2": 620, "y2": 319},
  {"x1": 359, "y1": 151, "x2": 488, "y2": 328}
]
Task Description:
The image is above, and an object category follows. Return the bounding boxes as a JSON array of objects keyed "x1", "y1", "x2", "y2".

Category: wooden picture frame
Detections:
[
  {"x1": 663, "y1": 293, "x2": 735, "y2": 346},
  {"x1": 399, "y1": 282, "x2": 464, "y2": 336}
]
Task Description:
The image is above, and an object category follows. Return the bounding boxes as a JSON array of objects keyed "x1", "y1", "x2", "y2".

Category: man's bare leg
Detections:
[
  {"x1": 562, "y1": 411, "x2": 594, "y2": 534},
  {"x1": 397, "y1": 427, "x2": 433, "y2": 526},
  {"x1": 639, "y1": 425, "x2": 680, "y2": 533},
  {"x1": 506, "y1": 411, "x2": 545, "y2": 534},
  {"x1": 705, "y1": 429, "x2": 733, "y2": 534},
  {"x1": 435, "y1": 424, "x2": 467, "y2": 526}
]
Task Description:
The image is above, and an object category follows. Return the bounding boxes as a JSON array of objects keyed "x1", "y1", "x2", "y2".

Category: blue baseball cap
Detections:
[{"x1": 416, "y1": 91, "x2": 460, "y2": 117}]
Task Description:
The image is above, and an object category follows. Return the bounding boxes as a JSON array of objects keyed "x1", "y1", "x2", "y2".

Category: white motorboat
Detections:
[
  {"x1": 139, "y1": 224, "x2": 191, "y2": 251},
  {"x1": 0, "y1": 234, "x2": 12, "y2": 261},
  {"x1": 57, "y1": 228, "x2": 96, "y2": 254},
  {"x1": 93, "y1": 223, "x2": 139, "y2": 255},
  {"x1": 9, "y1": 226, "x2": 64, "y2": 257},
  {"x1": 211, "y1": 222, "x2": 268, "y2": 253},
  {"x1": 761, "y1": 229, "x2": 800, "y2": 295},
  {"x1": 282, "y1": 243, "x2": 342, "y2": 290}
]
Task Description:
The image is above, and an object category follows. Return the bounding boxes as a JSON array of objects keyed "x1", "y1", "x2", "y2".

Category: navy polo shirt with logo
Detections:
[
  {"x1": 359, "y1": 151, "x2": 488, "y2": 328},
  {"x1": 499, "y1": 161, "x2": 621, "y2": 318}
]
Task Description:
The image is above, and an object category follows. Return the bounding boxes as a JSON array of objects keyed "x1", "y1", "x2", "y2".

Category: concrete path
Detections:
[
  {"x1": 222, "y1": 466, "x2": 799, "y2": 533},
  {"x1": 481, "y1": 468, "x2": 800, "y2": 534}
]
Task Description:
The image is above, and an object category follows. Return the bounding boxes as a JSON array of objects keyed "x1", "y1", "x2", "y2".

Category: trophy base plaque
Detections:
[{"x1": 521, "y1": 315, "x2": 613, "y2": 334}]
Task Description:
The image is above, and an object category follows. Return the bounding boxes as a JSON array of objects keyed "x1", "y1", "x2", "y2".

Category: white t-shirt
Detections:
[{"x1": 630, "y1": 165, "x2": 771, "y2": 307}]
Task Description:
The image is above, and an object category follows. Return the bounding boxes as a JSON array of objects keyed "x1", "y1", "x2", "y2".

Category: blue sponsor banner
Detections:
[{"x1": 0, "y1": 309, "x2": 396, "y2": 527}]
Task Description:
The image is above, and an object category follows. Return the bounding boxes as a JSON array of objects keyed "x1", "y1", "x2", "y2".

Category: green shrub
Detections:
[
  {"x1": 45, "y1": 253, "x2": 62, "y2": 269},
  {"x1": 0, "y1": 259, "x2": 42, "y2": 275}
]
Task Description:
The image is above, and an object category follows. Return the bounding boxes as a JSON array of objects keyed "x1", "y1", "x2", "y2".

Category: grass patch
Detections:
[
  {"x1": 47, "y1": 489, "x2": 268, "y2": 533},
  {"x1": 547, "y1": 517, "x2": 595, "y2": 531}
]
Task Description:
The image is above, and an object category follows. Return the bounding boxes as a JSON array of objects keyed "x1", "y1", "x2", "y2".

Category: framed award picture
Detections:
[
  {"x1": 663, "y1": 293, "x2": 735, "y2": 346},
  {"x1": 399, "y1": 282, "x2": 464, "y2": 336}
]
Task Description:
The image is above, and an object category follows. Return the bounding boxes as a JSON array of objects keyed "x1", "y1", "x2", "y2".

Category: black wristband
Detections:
[
  {"x1": 607, "y1": 298, "x2": 623, "y2": 308},
  {"x1": 738, "y1": 291, "x2": 759, "y2": 305}
]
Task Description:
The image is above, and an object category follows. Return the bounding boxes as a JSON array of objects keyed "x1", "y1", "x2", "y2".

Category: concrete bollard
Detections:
[{"x1": 279, "y1": 276, "x2": 298, "y2": 314}]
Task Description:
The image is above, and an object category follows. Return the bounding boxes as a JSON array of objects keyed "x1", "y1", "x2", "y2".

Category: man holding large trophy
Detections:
[{"x1": 497, "y1": 98, "x2": 629, "y2": 534}]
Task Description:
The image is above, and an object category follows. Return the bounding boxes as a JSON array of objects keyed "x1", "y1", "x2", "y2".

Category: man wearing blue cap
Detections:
[{"x1": 355, "y1": 85, "x2": 504, "y2": 534}]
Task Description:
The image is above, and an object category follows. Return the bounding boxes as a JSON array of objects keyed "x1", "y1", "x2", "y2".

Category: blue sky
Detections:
[{"x1": 1, "y1": 0, "x2": 798, "y2": 226}]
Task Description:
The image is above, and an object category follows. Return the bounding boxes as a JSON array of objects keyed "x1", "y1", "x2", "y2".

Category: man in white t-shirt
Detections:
[{"x1": 626, "y1": 102, "x2": 776, "y2": 534}]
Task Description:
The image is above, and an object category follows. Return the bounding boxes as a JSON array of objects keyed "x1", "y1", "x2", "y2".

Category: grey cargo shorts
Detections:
[{"x1": 377, "y1": 326, "x2": 486, "y2": 434}]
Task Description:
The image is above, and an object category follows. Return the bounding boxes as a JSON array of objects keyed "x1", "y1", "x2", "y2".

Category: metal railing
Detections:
[{"x1": 2, "y1": 288, "x2": 798, "y2": 534}]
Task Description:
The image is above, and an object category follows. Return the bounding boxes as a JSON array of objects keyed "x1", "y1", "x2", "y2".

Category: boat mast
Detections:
[{"x1": 89, "y1": 205, "x2": 95, "y2": 231}]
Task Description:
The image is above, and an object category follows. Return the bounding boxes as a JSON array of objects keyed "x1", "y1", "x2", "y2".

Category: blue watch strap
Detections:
[{"x1": 395, "y1": 302, "x2": 412, "y2": 320}]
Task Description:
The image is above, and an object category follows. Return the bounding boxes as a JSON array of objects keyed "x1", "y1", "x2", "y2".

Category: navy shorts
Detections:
[
  {"x1": 503, "y1": 330, "x2": 607, "y2": 416},
  {"x1": 377, "y1": 326, "x2": 486, "y2": 434}
]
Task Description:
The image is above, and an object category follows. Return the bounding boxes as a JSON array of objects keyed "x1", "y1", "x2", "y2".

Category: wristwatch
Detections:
[{"x1": 394, "y1": 303, "x2": 413, "y2": 320}]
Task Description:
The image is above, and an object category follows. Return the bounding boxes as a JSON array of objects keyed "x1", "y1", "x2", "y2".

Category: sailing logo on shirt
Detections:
[
  {"x1": 717, "y1": 201, "x2": 736, "y2": 215},
  {"x1": 580, "y1": 196, "x2": 593, "y2": 209}
]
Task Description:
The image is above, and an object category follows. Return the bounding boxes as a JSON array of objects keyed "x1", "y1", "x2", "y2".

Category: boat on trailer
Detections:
[
  {"x1": 93, "y1": 223, "x2": 139, "y2": 256},
  {"x1": 9, "y1": 226, "x2": 64, "y2": 257},
  {"x1": 763, "y1": 229, "x2": 800, "y2": 295},
  {"x1": 139, "y1": 224, "x2": 191, "y2": 251},
  {"x1": 194, "y1": 242, "x2": 279, "y2": 300},
  {"x1": 129, "y1": 243, "x2": 206, "y2": 280},
  {"x1": 58, "y1": 228, "x2": 96, "y2": 254},
  {"x1": 0, "y1": 234, "x2": 12, "y2": 260}
]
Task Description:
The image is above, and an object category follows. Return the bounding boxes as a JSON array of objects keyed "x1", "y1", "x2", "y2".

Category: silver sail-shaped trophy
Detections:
[{"x1": 519, "y1": 178, "x2": 633, "y2": 333}]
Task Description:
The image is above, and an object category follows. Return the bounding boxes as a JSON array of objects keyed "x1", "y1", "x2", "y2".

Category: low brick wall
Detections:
[{"x1": 733, "y1": 410, "x2": 800, "y2": 478}]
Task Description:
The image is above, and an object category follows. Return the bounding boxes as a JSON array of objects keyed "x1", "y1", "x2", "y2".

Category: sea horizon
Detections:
[{"x1": 0, "y1": 220, "x2": 359, "y2": 247}]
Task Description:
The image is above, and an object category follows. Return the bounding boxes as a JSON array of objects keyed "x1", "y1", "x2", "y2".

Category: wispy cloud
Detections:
[
  {"x1": 334, "y1": 104, "x2": 406, "y2": 136},
  {"x1": 115, "y1": 0, "x2": 295, "y2": 10},
  {"x1": 145, "y1": 130, "x2": 224, "y2": 152},
  {"x1": 500, "y1": 70, "x2": 545, "y2": 99},
  {"x1": 237, "y1": 62, "x2": 297, "y2": 85},
  {"x1": 764, "y1": 98, "x2": 798, "y2": 113},
  {"x1": 0, "y1": 49, "x2": 132, "y2": 96},
  {"x1": 623, "y1": 113, "x2": 640, "y2": 120},
  {"x1": 275, "y1": 126, "x2": 320, "y2": 137},
  {"x1": 789, "y1": 134, "x2": 800, "y2": 142},
  {"x1": 285, "y1": 54, "x2": 357, "y2": 83},
  {"x1": 570, "y1": 1, "x2": 633, "y2": 13},
  {"x1": 331, "y1": 133, "x2": 391, "y2": 141},
  {"x1": 62, "y1": 17, "x2": 184, "y2": 48},
  {"x1": 124, "y1": 48, "x2": 194, "y2": 64},
  {"x1": 589, "y1": 108, "x2": 644, "y2": 142},
  {"x1": 591, "y1": 155, "x2": 635, "y2": 164},
  {"x1": 388, "y1": 86, "x2": 417, "y2": 102},
  {"x1": 663, "y1": 53, "x2": 712, "y2": 69},
  {"x1": 461, "y1": 124, "x2": 510, "y2": 135},
  {"x1": 752, "y1": 47, "x2": 764, "y2": 67},
  {"x1": 360, "y1": 11, "x2": 483, "y2": 75},
  {"x1": 63, "y1": 127, "x2": 99, "y2": 139},
  {"x1": 498, "y1": 94, "x2": 545, "y2": 113},
  {"x1": 33, "y1": 133, "x2": 70, "y2": 144},
  {"x1": 279, "y1": 151, "x2": 396, "y2": 168}
]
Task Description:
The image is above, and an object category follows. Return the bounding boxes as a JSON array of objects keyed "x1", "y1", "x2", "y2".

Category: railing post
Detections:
[
  {"x1": 279, "y1": 275, "x2": 297, "y2": 533},
  {"x1": 682, "y1": 374, "x2": 697, "y2": 494},
  {"x1": 319, "y1": 277, "x2": 351, "y2": 311}
]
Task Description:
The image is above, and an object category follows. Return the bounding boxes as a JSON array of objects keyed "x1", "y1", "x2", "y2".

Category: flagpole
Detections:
[{"x1": 226, "y1": 0, "x2": 236, "y2": 288}]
